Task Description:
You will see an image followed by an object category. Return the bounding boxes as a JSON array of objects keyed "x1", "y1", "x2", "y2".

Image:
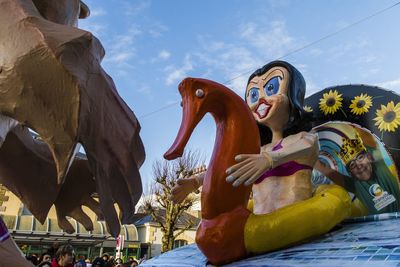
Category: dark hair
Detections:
[
  {"x1": 55, "y1": 244, "x2": 74, "y2": 260},
  {"x1": 38, "y1": 252, "x2": 52, "y2": 263},
  {"x1": 25, "y1": 255, "x2": 38, "y2": 265},
  {"x1": 247, "y1": 60, "x2": 311, "y2": 145},
  {"x1": 92, "y1": 257, "x2": 105, "y2": 267}
]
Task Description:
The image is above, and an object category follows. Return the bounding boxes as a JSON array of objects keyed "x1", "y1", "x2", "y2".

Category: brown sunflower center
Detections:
[
  {"x1": 383, "y1": 111, "x2": 396, "y2": 122},
  {"x1": 356, "y1": 100, "x2": 366, "y2": 108},
  {"x1": 326, "y1": 98, "x2": 336, "y2": 107}
]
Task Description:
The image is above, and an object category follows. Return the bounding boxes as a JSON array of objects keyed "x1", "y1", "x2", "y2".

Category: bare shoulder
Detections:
[{"x1": 283, "y1": 131, "x2": 317, "y2": 145}]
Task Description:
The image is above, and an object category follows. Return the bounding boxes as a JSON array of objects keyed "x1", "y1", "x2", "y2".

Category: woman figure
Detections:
[{"x1": 172, "y1": 60, "x2": 318, "y2": 214}]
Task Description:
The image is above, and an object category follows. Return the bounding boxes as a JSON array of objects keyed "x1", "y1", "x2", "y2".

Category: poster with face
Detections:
[
  {"x1": 312, "y1": 121, "x2": 400, "y2": 214},
  {"x1": 304, "y1": 84, "x2": 400, "y2": 173},
  {"x1": 314, "y1": 122, "x2": 397, "y2": 179}
]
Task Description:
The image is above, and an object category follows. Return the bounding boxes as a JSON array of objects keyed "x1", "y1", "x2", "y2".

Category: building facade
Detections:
[
  {"x1": 0, "y1": 184, "x2": 146, "y2": 261},
  {"x1": 0, "y1": 184, "x2": 201, "y2": 260}
]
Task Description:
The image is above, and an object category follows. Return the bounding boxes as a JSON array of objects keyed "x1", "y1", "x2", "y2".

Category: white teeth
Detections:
[{"x1": 257, "y1": 103, "x2": 270, "y2": 117}]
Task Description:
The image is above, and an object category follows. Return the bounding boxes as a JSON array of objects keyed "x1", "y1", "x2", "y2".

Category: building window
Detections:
[
  {"x1": 19, "y1": 204, "x2": 32, "y2": 216},
  {"x1": 173, "y1": 239, "x2": 188, "y2": 249}
]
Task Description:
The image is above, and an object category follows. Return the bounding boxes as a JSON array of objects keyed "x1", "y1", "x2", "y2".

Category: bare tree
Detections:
[{"x1": 143, "y1": 150, "x2": 204, "y2": 253}]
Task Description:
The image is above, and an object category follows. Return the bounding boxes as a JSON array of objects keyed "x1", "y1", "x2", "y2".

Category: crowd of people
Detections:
[{"x1": 24, "y1": 244, "x2": 142, "y2": 267}]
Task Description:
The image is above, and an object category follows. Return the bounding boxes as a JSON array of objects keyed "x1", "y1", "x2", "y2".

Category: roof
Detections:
[
  {"x1": 1, "y1": 215, "x2": 139, "y2": 242},
  {"x1": 134, "y1": 210, "x2": 200, "y2": 229}
]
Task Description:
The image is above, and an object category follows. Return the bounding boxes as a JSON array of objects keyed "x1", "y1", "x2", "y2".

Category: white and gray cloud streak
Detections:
[
  {"x1": 164, "y1": 55, "x2": 194, "y2": 86},
  {"x1": 378, "y1": 78, "x2": 400, "y2": 94},
  {"x1": 169, "y1": 19, "x2": 301, "y2": 94}
]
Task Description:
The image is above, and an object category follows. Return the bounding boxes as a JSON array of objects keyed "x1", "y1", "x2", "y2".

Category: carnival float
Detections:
[
  {"x1": 143, "y1": 62, "x2": 400, "y2": 266},
  {"x1": 1, "y1": 0, "x2": 400, "y2": 266}
]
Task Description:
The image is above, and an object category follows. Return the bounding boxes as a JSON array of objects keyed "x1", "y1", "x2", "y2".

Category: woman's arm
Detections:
[
  {"x1": 268, "y1": 132, "x2": 319, "y2": 168},
  {"x1": 314, "y1": 160, "x2": 348, "y2": 188},
  {"x1": 171, "y1": 172, "x2": 205, "y2": 204},
  {"x1": 226, "y1": 132, "x2": 319, "y2": 186}
]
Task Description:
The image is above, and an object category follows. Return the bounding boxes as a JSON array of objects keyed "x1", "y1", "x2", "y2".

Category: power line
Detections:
[
  {"x1": 139, "y1": 1, "x2": 400, "y2": 119},
  {"x1": 139, "y1": 101, "x2": 180, "y2": 119}
]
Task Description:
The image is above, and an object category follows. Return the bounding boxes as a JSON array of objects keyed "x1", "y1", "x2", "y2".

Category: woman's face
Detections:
[{"x1": 246, "y1": 66, "x2": 290, "y2": 129}]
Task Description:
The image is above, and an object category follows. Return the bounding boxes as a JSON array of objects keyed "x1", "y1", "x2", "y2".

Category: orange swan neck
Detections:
[
  {"x1": 200, "y1": 85, "x2": 260, "y2": 219},
  {"x1": 164, "y1": 77, "x2": 260, "y2": 218},
  {"x1": 165, "y1": 77, "x2": 261, "y2": 264}
]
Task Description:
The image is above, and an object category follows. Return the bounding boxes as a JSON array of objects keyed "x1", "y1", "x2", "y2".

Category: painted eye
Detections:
[
  {"x1": 248, "y1": 87, "x2": 259, "y2": 104},
  {"x1": 264, "y1": 76, "x2": 281, "y2": 96},
  {"x1": 195, "y1": 89, "x2": 204, "y2": 98}
]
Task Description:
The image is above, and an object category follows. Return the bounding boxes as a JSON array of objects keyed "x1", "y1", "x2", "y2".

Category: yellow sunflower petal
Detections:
[{"x1": 374, "y1": 101, "x2": 400, "y2": 132}]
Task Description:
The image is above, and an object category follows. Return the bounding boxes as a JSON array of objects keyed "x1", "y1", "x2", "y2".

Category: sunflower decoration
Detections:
[
  {"x1": 373, "y1": 101, "x2": 400, "y2": 132},
  {"x1": 349, "y1": 93, "x2": 373, "y2": 115},
  {"x1": 319, "y1": 89, "x2": 343, "y2": 115},
  {"x1": 303, "y1": 105, "x2": 313, "y2": 113}
]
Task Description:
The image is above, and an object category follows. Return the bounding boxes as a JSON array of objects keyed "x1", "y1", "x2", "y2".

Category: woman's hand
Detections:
[
  {"x1": 171, "y1": 175, "x2": 202, "y2": 204},
  {"x1": 226, "y1": 152, "x2": 272, "y2": 187}
]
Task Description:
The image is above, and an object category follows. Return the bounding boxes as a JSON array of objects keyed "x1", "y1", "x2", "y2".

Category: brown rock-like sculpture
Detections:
[
  {"x1": 0, "y1": 0, "x2": 145, "y2": 236},
  {"x1": 0, "y1": 120, "x2": 102, "y2": 233}
]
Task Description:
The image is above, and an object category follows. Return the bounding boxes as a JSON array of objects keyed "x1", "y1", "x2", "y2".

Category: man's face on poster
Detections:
[{"x1": 347, "y1": 151, "x2": 373, "y2": 181}]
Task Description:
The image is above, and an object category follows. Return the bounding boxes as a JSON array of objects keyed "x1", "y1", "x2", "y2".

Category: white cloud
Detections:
[
  {"x1": 327, "y1": 39, "x2": 369, "y2": 61},
  {"x1": 108, "y1": 51, "x2": 136, "y2": 64},
  {"x1": 123, "y1": 0, "x2": 151, "y2": 16},
  {"x1": 377, "y1": 78, "x2": 400, "y2": 94},
  {"x1": 304, "y1": 79, "x2": 321, "y2": 97},
  {"x1": 128, "y1": 24, "x2": 143, "y2": 37},
  {"x1": 308, "y1": 48, "x2": 323, "y2": 57},
  {"x1": 355, "y1": 55, "x2": 377, "y2": 64},
  {"x1": 158, "y1": 50, "x2": 171, "y2": 60},
  {"x1": 164, "y1": 55, "x2": 193, "y2": 86},
  {"x1": 150, "y1": 50, "x2": 171, "y2": 63},
  {"x1": 89, "y1": 8, "x2": 107, "y2": 17},
  {"x1": 239, "y1": 20, "x2": 296, "y2": 58},
  {"x1": 148, "y1": 23, "x2": 169, "y2": 38},
  {"x1": 103, "y1": 30, "x2": 141, "y2": 66},
  {"x1": 183, "y1": 19, "x2": 298, "y2": 94},
  {"x1": 78, "y1": 20, "x2": 107, "y2": 38},
  {"x1": 192, "y1": 43, "x2": 259, "y2": 94},
  {"x1": 137, "y1": 85, "x2": 153, "y2": 100},
  {"x1": 265, "y1": 0, "x2": 290, "y2": 8}
]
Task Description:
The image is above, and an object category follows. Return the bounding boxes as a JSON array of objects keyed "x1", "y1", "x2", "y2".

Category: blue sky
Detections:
[{"x1": 78, "y1": 0, "x2": 400, "y2": 192}]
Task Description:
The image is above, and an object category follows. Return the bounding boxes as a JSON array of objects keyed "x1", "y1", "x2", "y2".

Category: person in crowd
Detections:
[
  {"x1": 51, "y1": 244, "x2": 75, "y2": 267},
  {"x1": 75, "y1": 259, "x2": 87, "y2": 267},
  {"x1": 115, "y1": 258, "x2": 123, "y2": 265},
  {"x1": 91, "y1": 257, "x2": 105, "y2": 267},
  {"x1": 26, "y1": 254, "x2": 38, "y2": 265},
  {"x1": 101, "y1": 254, "x2": 109, "y2": 263},
  {"x1": 39, "y1": 252, "x2": 52, "y2": 264},
  {"x1": 38, "y1": 261, "x2": 52, "y2": 267}
]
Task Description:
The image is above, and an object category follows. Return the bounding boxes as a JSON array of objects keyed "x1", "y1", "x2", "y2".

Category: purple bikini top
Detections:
[{"x1": 254, "y1": 139, "x2": 312, "y2": 184}]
